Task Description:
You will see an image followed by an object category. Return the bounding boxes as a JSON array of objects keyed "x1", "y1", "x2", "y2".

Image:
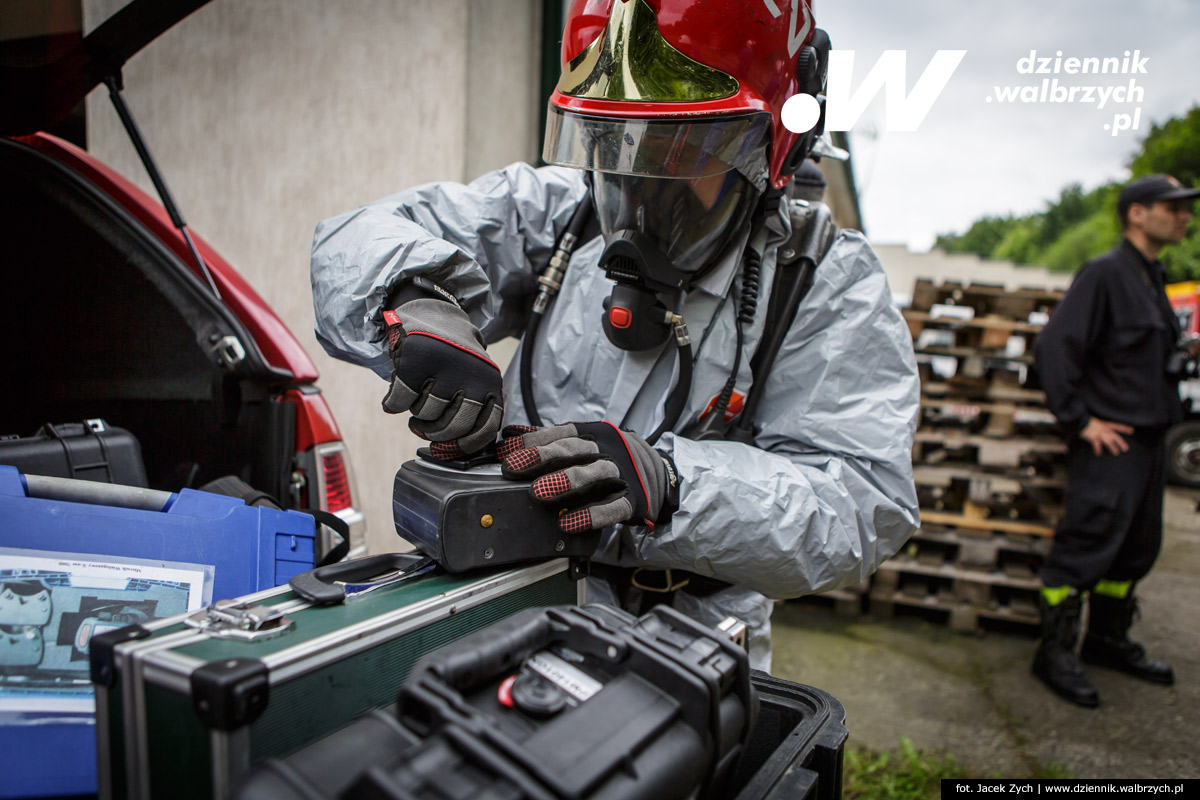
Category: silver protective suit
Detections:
[{"x1": 311, "y1": 163, "x2": 921, "y2": 672}]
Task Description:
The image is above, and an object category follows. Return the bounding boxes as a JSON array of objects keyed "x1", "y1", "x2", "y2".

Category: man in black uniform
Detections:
[{"x1": 1032, "y1": 174, "x2": 1200, "y2": 707}]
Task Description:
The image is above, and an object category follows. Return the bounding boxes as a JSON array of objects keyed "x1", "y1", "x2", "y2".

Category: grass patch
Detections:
[
  {"x1": 843, "y1": 738, "x2": 1075, "y2": 798},
  {"x1": 843, "y1": 737, "x2": 974, "y2": 800}
]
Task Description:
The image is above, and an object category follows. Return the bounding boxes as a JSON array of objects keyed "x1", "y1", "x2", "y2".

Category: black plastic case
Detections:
[
  {"x1": 235, "y1": 603, "x2": 765, "y2": 800},
  {"x1": 0, "y1": 419, "x2": 147, "y2": 487},
  {"x1": 730, "y1": 674, "x2": 848, "y2": 800},
  {"x1": 393, "y1": 455, "x2": 601, "y2": 572}
]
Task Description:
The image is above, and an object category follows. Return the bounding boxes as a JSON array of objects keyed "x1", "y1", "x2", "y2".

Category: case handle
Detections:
[
  {"x1": 23, "y1": 473, "x2": 172, "y2": 511},
  {"x1": 288, "y1": 553, "x2": 436, "y2": 605}
]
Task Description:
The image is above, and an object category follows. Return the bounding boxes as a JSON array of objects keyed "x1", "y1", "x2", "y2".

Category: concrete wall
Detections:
[
  {"x1": 84, "y1": 0, "x2": 542, "y2": 555},
  {"x1": 874, "y1": 244, "x2": 1074, "y2": 305}
]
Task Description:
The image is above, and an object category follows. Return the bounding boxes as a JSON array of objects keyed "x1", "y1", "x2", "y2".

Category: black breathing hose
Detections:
[
  {"x1": 521, "y1": 193, "x2": 594, "y2": 426},
  {"x1": 708, "y1": 243, "x2": 762, "y2": 421},
  {"x1": 521, "y1": 185, "x2": 692, "y2": 444},
  {"x1": 727, "y1": 202, "x2": 833, "y2": 444},
  {"x1": 690, "y1": 193, "x2": 778, "y2": 439},
  {"x1": 647, "y1": 339, "x2": 693, "y2": 445},
  {"x1": 520, "y1": 309, "x2": 546, "y2": 427}
]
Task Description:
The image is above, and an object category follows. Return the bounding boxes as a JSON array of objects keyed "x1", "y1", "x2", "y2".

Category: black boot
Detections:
[
  {"x1": 1081, "y1": 593, "x2": 1174, "y2": 685},
  {"x1": 1032, "y1": 592, "x2": 1099, "y2": 708}
]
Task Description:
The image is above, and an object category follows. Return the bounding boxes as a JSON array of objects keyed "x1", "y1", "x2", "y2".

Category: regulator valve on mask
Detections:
[{"x1": 599, "y1": 230, "x2": 691, "y2": 352}]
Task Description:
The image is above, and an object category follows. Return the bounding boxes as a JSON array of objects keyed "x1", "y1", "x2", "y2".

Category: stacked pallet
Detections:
[{"x1": 869, "y1": 279, "x2": 1068, "y2": 633}]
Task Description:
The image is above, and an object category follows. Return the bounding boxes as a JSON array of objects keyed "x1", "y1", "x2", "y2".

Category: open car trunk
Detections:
[{"x1": 1, "y1": 137, "x2": 299, "y2": 502}]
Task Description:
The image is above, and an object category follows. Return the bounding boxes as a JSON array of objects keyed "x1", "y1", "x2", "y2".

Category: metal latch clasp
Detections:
[
  {"x1": 717, "y1": 616, "x2": 748, "y2": 652},
  {"x1": 185, "y1": 599, "x2": 295, "y2": 641}
]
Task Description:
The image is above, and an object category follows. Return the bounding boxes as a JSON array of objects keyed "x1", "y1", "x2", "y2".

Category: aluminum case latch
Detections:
[{"x1": 185, "y1": 599, "x2": 295, "y2": 641}]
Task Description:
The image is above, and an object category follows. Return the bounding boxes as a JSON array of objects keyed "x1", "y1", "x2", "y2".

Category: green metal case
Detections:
[{"x1": 91, "y1": 558, "x2": 582, "y2": 799}]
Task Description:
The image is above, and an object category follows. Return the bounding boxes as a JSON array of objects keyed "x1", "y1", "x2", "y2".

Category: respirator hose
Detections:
[
  {"x1": 705, "y1": 196, "x2": 772, "y2": 427},
  {"x1": 521, "y1": 193, "x2": 594, "y2": 426},
  {"x1": 648, "y1": 326, "x2": 693, "y2": 446},
  {"x1": 709, "y1": 246, "x2": 761, "y2": 422},
  {"x1": 520, "y1": 311, "x2": 546, "y2": 427}
]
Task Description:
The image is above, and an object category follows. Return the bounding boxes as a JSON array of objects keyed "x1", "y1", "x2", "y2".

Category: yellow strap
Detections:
[
  {"x1": 1041, "y1": 585, "x2": 1074, "y2": 606},
  {"x1": 1093, "y1": 579, "x2": 1132, "y2": 599}
]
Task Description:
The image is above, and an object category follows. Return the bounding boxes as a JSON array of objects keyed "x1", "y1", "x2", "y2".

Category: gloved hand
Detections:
[
  {"x1": 498, "y1": 423, "x2": 678, "y2": 533},
  {"x1": 382, "y1": 288, "x2": 503, "y2": 454}
]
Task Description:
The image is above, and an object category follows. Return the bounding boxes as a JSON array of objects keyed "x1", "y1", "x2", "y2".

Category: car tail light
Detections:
[
  {"x1": 321, "y1": 450, "x2": 353, "y2": 513},
  {"x1": 310, "y1": 441, "x2": 367, "y2": 558}
]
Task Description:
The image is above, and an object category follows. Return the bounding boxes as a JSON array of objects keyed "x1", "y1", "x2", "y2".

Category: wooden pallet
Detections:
[
  {"x1": 909, "y1": 278, "x2": 1063, "y2": 320},
  {"x1": 904, "y1": 309, "x2": 1045, "y2": 351},
  {"x1": 902, "y1": 525, "x2": 1046, "y2": 563},
  {"x1": 916, "y1": 491, "x2": 1063, "y2": 528},
  {"x1": 914, "y1": 463, "x2": 1067, "y2": 490},
  {"x1": 914, "y1": 430, "x2": 1067, "y2": 471},
  {"x1": 788, "y1": 578, "x2": 870, "y2": 618},
  {"x1": 893, "y1": 279, "x2": 1066, "y2": 633},
  {"x1": 875, "y1": 557, "x2": 1039, "y2": 593},
  {"x1": 919, "y1": 398, "x2": 1058, "y2": 438},
  {"x1": 871, "y1": 548, "x2": 1042, "y2": 633},
  {"x1": 791, "y1": 589, "x2": 866, "y2": 618},
  {"x1": 914, "y1": 469, "x2": 1064, "y2": 525},
  {"x1": 922, "y1": 380, "x2": 1047, "y2": 407},
  {"x1": 917, "y1": 345, "x2": 1034, "y2": 365},
  {"x1": 895, "y1": 529, "x2": 1048, "y2": 584},
  {"x1": 867, "y1": 588, "x2": 1040, "y2": 634},
  {"x1": 918, "y1": 510, "x2": 1055, "y2": 538}
]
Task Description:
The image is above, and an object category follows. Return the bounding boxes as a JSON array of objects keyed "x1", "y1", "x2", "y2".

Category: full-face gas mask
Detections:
[{"x1": 592, "y1": 169, "x2": 758, "y2": 350}]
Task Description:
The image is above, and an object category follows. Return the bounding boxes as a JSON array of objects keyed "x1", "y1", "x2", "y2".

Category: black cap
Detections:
[{"x1": 1118, "y1": 174, "x2": 1200, "y2": 218}]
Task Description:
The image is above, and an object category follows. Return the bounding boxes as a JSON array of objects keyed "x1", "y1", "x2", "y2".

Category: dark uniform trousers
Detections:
[{"x1": 1041, "y1": 426, "x2": 1166, "y2": 589}]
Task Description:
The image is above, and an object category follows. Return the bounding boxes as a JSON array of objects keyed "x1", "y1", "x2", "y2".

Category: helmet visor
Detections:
[
  {"x1": 544, "y1": 106, "x2": 771, "y2": 191},
  {"x1": 592, "y1": 169, "x2": 756, "y2": 275}
]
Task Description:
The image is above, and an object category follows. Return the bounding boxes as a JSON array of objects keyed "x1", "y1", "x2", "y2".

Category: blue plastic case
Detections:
[{"x1": 0, "y1": 465, "x2": 320, "y2": 798}]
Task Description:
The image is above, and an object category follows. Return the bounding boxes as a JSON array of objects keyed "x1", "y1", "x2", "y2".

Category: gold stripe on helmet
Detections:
[{"x1": 559, "y1": 0, "x2": 739, "y2": 102}]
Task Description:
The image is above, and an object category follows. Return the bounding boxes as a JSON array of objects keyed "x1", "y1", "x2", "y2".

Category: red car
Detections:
[{"x1": 1, "y1": 0, "x2": 365, "y2": 550}]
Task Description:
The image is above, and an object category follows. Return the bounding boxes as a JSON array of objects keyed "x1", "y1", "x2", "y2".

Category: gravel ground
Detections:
[{"x1": 769, "y1": 486, "x2": 1200, "y2": 779}]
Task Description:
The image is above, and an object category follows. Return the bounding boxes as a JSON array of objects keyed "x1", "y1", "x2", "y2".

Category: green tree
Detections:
[
  {"x1": 935, "y1": 215, "x2": 1016, "y2": 255},
  {"x1": 1039, "y1": 210, "x2": 1121, "y2": 272},
  {"x1": 1039, "y1": 183, "x2": 1090, "y2": 245},
  {"x1": 1129, "y1": 106, "x2": 1200, "y2": 185},
  {"x1": 1161, "y1": 218, "x2": 1200, "y2": 282},
  {"x1": 934, "y1": 106, "x2": 1200, "y2": 280},
  {"x1": 1128, "y1": 106, "x2": 1200, "y2": 280},
  {"x1": 993, "y1": 218, "x2": 1041, "y2": 264}
]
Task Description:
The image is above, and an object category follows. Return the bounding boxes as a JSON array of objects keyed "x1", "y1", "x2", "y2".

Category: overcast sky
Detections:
[{"x1": 815, "y1": 0, "x2": 1200, "y2": 250}]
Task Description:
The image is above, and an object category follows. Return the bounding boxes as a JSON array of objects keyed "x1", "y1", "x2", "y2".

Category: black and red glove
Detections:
[
  {"x1": 498, "y1": 422, "x2": 678, "y2": 533},
  {"x1": 381, "y1": 282, "x2": 503, "y2": 454}
]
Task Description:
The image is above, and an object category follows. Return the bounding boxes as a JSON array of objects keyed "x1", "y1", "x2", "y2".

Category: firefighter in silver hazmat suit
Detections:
[{"x1": 310, "y1": 1, "x2": 920, "y2": 672}]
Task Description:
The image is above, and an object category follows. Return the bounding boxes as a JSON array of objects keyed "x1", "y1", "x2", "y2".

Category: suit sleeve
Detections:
[
  {"x1": 310, "y1": 163, "x2": 589, "y2": 379},
  {"x1": 632, "y1": 232, "x2": 922, "y2": 598}
]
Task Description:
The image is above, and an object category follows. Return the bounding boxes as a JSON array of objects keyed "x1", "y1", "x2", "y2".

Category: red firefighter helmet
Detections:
[{"x1": 543, "y1": 0, "x2": 824, "y2": 192}]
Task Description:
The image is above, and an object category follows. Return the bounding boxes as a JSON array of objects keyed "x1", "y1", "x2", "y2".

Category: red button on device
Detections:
[{"x1": 610, "y1": 306, "x2": 632, "y2": 329}]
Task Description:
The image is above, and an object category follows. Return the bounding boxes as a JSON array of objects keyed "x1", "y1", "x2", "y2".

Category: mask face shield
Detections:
[
  {"x1": 591, "y1": 169, "x2": 756, "y2": 276},
  {"x1": 544, "y1": 107, "x2": 771, "y2": 191},
  {"x1": 544, "y1": 107, "x2": 769, "y2": 276}
]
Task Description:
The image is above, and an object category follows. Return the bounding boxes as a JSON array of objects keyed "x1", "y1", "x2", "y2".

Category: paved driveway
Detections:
[{"x1": 771, "y1": 487, "x2": 1200, "y2": 779}]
